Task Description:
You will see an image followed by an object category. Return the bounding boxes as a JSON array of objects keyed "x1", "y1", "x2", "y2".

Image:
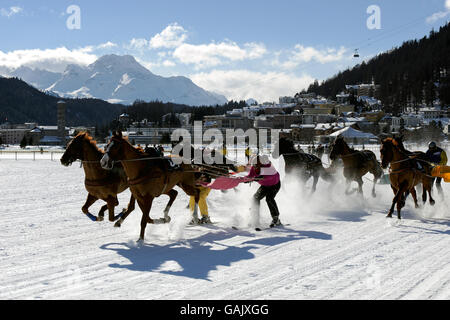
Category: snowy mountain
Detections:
[
  {"x1": 0, "y1": 54, "x2": 228, "y2": 106},
  {"x1": 46, "y1": 54, "x2": 228, "y2": 106}
]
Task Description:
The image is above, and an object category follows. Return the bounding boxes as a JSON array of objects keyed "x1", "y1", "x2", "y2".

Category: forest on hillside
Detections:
[{"x1": 302, "y1": 23, "x2": 450, "y2": 115}]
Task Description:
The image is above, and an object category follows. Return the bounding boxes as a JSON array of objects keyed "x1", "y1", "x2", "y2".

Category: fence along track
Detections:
[{"x1": 0, "y1": 150, "x2": 64, "y2": 161}]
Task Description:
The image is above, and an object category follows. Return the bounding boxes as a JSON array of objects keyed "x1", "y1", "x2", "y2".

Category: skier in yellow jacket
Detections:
[
  {"x1": 189, "y1": 174, "x2": 212, "y2": 224},
  {"x1": 426, "y1": 141, "x2": 448, "y2": 195}
]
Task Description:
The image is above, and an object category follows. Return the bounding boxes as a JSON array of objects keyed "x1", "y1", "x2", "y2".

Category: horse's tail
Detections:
[{"x1": 373, "y1": 158, "x2": 384, "y2": 180}]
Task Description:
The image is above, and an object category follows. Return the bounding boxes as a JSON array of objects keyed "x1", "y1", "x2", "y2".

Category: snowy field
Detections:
[{"x1": 1, "y1": 152, "x2": 450, "y2": 300}]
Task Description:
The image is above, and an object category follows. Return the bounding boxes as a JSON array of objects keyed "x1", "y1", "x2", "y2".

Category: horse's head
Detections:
[
  {"x1": 272, "y1": 137, "x2": 294, "y2": 158},
  {"x1": 100, "y1": 131, "x2": 125, "y2": 170},
  {"x1": 329, "y1": 136, "x2": 346, "y2": 161},
  {"x1": 60, "y1": 132, "x2": 88, "y2": 166},
  {"x1": 380, "y1": 138, "x2": 396, "y2": 169}
]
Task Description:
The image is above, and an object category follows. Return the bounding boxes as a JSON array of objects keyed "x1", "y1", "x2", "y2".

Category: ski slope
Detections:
[{"x1": 1, "y1": 155, "x2": 450, "y2": 300}]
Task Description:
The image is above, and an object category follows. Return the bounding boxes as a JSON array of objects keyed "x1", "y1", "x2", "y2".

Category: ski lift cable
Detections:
[{"x1": 218, "y1": 12, "x2": 440, "y2": 97}]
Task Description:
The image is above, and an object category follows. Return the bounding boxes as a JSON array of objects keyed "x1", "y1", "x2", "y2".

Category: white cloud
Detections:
[
  {"x1": 426, "y1": 0, "x2": 450, "y2": 23},
  {"x1": 274, "y1": 45, "x2": 348, "y2": 69},
  {"x1": 190, "y1": 69, "x2": 314, "y2": 102},
  {"x1": 126, "y1": 38, "x2": 149, "y2": 50},
  {"x1": 426, "y1": 10, "x2": 450, "y2": 23},
  {"x1": 173, "y1": 41, "x2": 266, "y2": 69},
  {"x1": 0, "y1": 47, "x2": 97, "y2": 72},
  {"x1": 162, "y1": 60, "x2": 176, "y2": 67},
  {"x1": 96, "y1": 41, "x2": 118, "y2": 49},
  {"x1": 149, "y1": 23, "x2": 188, "y2": 49},
  {"x1": 0, "y1": 6, "x2": 23, "y2": 17}
]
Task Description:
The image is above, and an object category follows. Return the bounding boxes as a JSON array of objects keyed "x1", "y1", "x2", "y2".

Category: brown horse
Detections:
[
  {"x1": 393, "y1": 135, "x2": 435, "y2": 204},
  {"x1": 380, "y1": 137, "x2": 435, "y2": 219},
  {"x1": 329, "y1": 136, "x2": 383, "y2": 197},
  {"x1": 60, "y1": 132, "x2": 135, "y2": 223},
  {"x1": 100, "y1": 131, "x2": 200, "y2": 241}
]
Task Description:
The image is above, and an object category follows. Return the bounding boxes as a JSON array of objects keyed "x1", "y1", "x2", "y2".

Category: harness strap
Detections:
[
  {"x1": 127, "y1": 171, "x2": 163, "y2": 186},
  {"x1": 85, "y1": 175, "x2": 120, "y2": 187}
]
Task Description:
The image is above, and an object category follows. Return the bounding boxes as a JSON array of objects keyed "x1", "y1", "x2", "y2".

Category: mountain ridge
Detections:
[{"x1": 1, "y1": 54, "x2": 228, "y2": 107}]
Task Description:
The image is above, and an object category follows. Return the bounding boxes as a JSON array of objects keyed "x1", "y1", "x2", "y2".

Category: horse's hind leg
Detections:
[
  {"x1": 98, "y1": 205, "x2": 107, "y2": 220},
  {"x1": 162, "y1": 189, "x2": 178, "y2": 222},
  {"x1": 114, "y1": 195, "x2": 136, "y2": 228},
  {"x1": 82, "y1": 193, "x2": 101, "y2": 221},
  {"x1": 419, "y1": 181, "x2": 428, "y2": 204},
  {"x1": 356, "y1": 177, "x2": 364, "y2": 196},
  {"x1": 425, "y1": 178, "x2": 435, "y2": 206},
  {"x1": 410, "y1": 187, "x2": 419, "y2": 208}
]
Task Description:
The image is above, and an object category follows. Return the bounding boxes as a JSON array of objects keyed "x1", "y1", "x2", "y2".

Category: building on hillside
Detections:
[
  {"x1": 253, "y1": 114, "x2": 302, "y2": 129},
  {"x1": 336, "y1": 92, "x2": 350, "y2": 104},
  {"x1": 291, "y1": 124, "x2": 316, "y2": 143},
  {"x1": 317, "y1": 126, "x2": 379, "y2": 145},
  {"x1": 279, "y1": 96, "x2": 296, "y2": 104},
  {"x1": 203, "y1": 114, "x2": 253, "y2": 131}
]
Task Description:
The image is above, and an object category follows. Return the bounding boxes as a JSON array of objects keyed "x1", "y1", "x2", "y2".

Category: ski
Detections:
[{"x1": 232, "y1": 224, "x2": 290, "y2": 231}]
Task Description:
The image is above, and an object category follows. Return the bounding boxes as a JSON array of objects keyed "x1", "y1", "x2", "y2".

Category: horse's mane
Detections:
[
  {"x1": 383, "y1": 137, "x2": 400, "y2": 147},
  {"x1": 75, "y1": 131, "x2": 104, "y2": 154},
  {"x1": 279, "y1": 137, "x2": 298, "y2": 153},
  {"x1": 111, "y1": 134, "x2": 150, "y2": 157},
  {"x1": 335, "y1": 136, "x2": 356, "y2": 153}
]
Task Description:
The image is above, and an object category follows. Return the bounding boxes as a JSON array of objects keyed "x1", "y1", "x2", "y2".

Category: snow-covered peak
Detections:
[
  {"x1": 88, "y1": 54, "x2": 152, "y2": 76},
  {"x1": 13, "y1": 54, "x2": 228, "y2": 106}
]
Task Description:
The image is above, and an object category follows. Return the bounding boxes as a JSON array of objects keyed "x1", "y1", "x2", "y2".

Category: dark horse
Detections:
[
  {"x1": 100, "y1": 131, "x2": 201, "y2": 241},
  {"x1": 272, "y1": 137, "x2": 334, "y2": 192},
  {"x1": 60, "y1": 132, "x2": 135, "y2": 223},
  {"x1": 329, "y1": 136, "x2": 383, "y2": 197},
  {"x1": 380, "y1": 137, "x2": 435, "y2": 219}
]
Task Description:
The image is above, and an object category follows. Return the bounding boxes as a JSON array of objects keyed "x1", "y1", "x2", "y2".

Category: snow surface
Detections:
[{"x1": 1, "y1": 152, "x2": 450, "y2": 300}]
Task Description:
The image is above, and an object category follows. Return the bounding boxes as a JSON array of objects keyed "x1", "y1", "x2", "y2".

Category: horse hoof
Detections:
[
  {"x1": 97, "y1": 216, "x2": 104, "y2": 222},
  {"x1": 430, "y1": 200, "x2": 436, "y2": 206},
  {"x1": 114, "y1": 221, "x2": 121, "y2": 228},
  {"x1": 164, "y1": 216, "x2": 171, "y2": 223},
  {"x1": 386, "y1": 214, "x2": 392, "y2": 218}
]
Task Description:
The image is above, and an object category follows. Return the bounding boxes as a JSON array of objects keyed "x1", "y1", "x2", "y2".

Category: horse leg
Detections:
[
  {"x1": 137, "y1": 196, "x2": 155, "y2": 242},
  {"x1": 394, "y1": 183, "x2": 409, "y2": 219},
  {"x1": 98, "y1": 205, "x2": 107, "y2": 220},
  {"x1": 311, "y1": 174, "x2": 319, "y2": 193},
  {"x1": 82, "y1": 193, "x2": 101, "y2": 221},
  {"x1": 114, "y1": 195, "x2": 136, "y2": 228},
  {"x1": 162, "y1": 189, "x2": 178, "y2": 223},
  {"x1": 356, "y1": 177, "x2": 364, "y2": 196},
  {"x1": 410, "y1": 187, "x2": 419, "y2": 209},
  {"x1": 191, "y1": 192, "x2": 200, "y2": 224},
  {"x1": 371, "y1": 176, "x2": 378, "y2": 198},
  {"x1": 344, "y1": 179, "x2": 353, "y2": 195},
  {"x1": 387, "y1": 185, "x2": 399, "y2": 218},
  {"x1": 425, "y1": 178, "x2": 435, "y2": 206},
  {"x1": 421, "y1": 181, "x2": 427, "y2": 204},
  {"x1": 106, "y1": 196, "x2": 119, "y2": 222}
]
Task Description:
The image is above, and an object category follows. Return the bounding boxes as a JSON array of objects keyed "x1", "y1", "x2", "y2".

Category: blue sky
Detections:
[{"x1": 1, "y1": 0, "x2": 449, "y2": 102}]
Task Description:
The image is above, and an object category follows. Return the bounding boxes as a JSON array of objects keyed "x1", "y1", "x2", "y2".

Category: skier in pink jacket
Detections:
[{"x1": 246, "y1": 155, "x2": 282, "y2": 227}]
